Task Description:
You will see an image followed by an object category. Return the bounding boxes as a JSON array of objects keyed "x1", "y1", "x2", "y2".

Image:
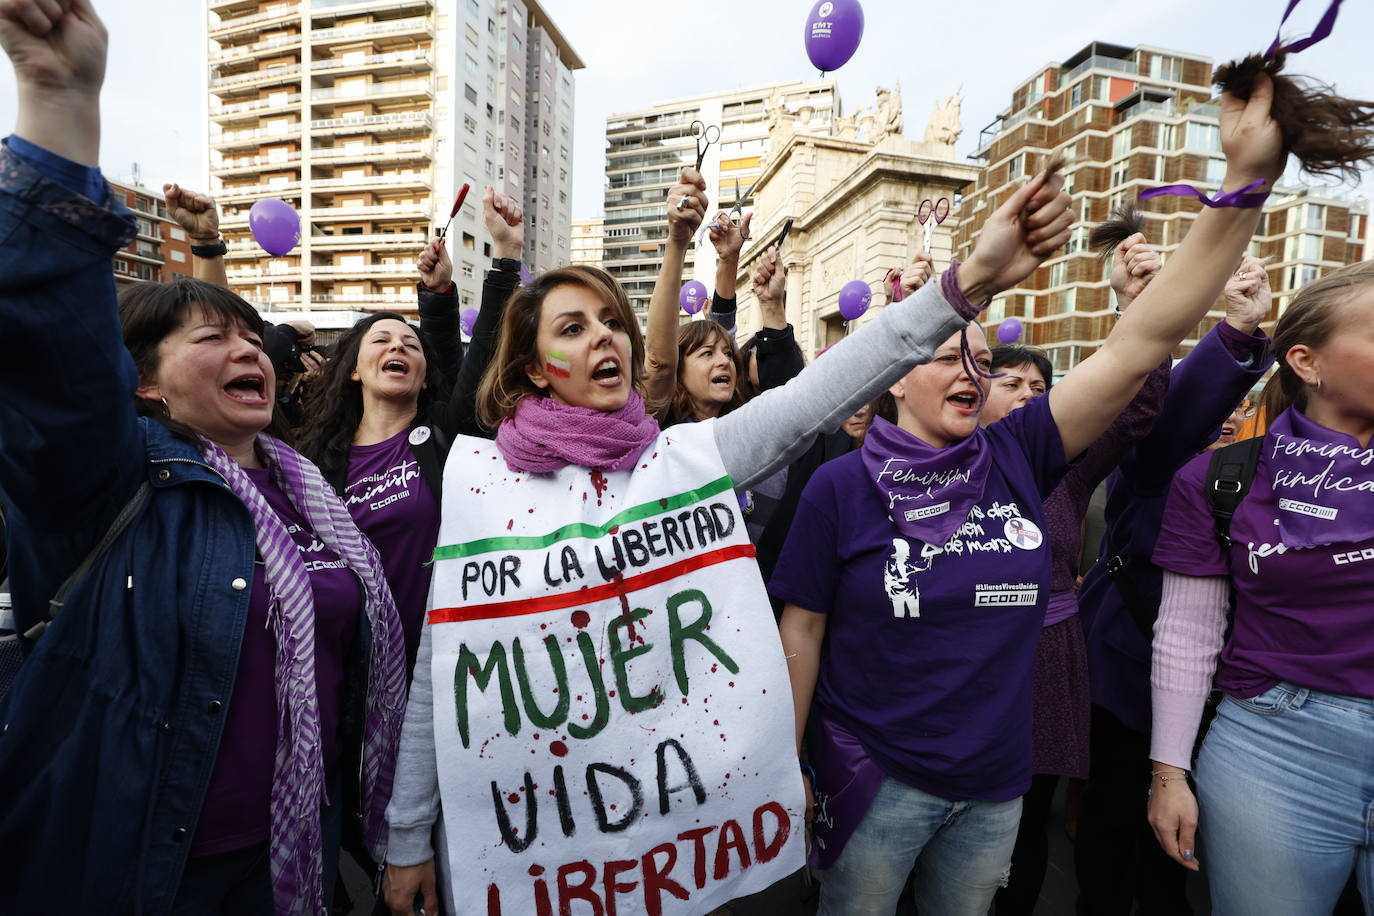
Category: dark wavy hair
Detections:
[
  {"x1": 1257, "y1": 260, "x2": 1374, "y2": 421},
  {"x1": 669, "y1": 318, "x2": 747, "y2": 423},
  {"x1": 117, "y1": 278, "x2": 284, "y2": 442},
  {"x1": 1215, "y1": 53, "x2": 1374, "y2": 181},
  {"x1": 475, "y1": 266, "x2": 646, "y2": 429},
  {"x1": 1088, "y1": 203, "x2": 1147, "y2": 260},
  {"x1": 296, "y1": 312, "x2": 444, "y2": 486}
]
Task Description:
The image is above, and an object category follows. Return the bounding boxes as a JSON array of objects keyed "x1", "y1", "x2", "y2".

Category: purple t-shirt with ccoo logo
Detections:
[
  {"x1": 344, "y1": 429, "x2": 439, "y2": 672},
  {"x1": 192, "y1": 467, "x2": 361, "y2": 857},
  {"x1": 769, "y1": 396, "x2": 1070, "y2": 802},
  {"x1": 1153, "y1": 438, "x2": 1374, "y2": 700}
]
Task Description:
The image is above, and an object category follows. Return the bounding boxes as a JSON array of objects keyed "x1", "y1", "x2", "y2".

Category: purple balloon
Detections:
[
  {"x1": 680, "y1": 280, "x2": 709, "y2": 315},
  {"x1": 804, "y1": 0, "x2": 865, "y2": 74},
  {"x1": 248, "y1": 198, "x2": 300, "y2": 256},
  {"x1": 460, "y1": 308, "x2": 479, "y2": 336},
  {"x1": 997, "y1": 317, "x2": 1024, "y2": 344},
  {"x1": 838, "y1": 279, "x2": 872, "y2": 321}
]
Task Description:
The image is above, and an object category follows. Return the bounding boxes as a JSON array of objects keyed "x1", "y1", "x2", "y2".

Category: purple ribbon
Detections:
[
  {"x1": 1265, "y1": 0, "x2": 1344, "y2": 56},
  {"x1": 1138, "y1": 179, "x2": 1270, "y2": 209}
]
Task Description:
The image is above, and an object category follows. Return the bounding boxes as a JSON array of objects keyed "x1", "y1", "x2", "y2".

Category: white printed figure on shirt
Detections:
[{"x1": 885, "y1": 537, "x2": 933, "y2": 618}]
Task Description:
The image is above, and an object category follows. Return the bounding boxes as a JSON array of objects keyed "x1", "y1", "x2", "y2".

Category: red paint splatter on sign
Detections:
[
  {"x1": 571, "y1": 610, "x2": 591, "y2": 629},
  {"x1": 550, "y1": 740, "x2": 569, "y2": 757}
]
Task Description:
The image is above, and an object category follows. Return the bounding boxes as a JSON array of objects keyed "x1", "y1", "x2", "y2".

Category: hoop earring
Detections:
[{"x1": 1310, "y1": 377, "x2": 1322, "y2": 392}]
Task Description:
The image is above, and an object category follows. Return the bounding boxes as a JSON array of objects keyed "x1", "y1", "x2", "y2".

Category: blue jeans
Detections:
[
  {"x1": 1196, "y1": 683, "x2": 1374, "y2": 916},
  {"x1": 817, "y1": 776, "x2": 1021, "y2": 916}
]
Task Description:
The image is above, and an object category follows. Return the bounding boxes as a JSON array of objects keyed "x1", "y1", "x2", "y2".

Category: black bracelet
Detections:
[
  {"x1": 491, "y1": 257, "x2": 522, "y2": 273},
  {"x1": 190, "y1": 239, "x2": 227, "y2": 258}
]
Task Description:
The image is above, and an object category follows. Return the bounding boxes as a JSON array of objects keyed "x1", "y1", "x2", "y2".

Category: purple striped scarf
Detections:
[{"x1": 200, "y1": 435, "x2": 408, "y2": 916}]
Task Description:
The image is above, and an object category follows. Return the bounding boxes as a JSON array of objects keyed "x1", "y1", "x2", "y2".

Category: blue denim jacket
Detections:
[{"x1": 0, "y1": 145, "x2": 265, "y2": 913}]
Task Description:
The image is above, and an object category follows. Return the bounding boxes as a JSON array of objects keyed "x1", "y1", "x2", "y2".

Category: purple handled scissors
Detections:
[{"x1": 917, "y1": 197, "x2": 951, "y2": 253}]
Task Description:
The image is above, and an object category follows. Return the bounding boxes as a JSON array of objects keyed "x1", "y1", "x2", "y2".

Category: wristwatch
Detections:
[{"x1": 190, "y1": 238, "x2": 228, "y2": 258}]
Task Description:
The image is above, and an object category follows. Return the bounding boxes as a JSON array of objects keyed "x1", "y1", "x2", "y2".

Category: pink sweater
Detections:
[{"x1": 1149, "y1": 571, "x2": 1230, "y2": 769}]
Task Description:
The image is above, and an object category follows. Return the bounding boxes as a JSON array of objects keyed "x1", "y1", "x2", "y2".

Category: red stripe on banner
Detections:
[{"x1": 428, "y1": 543, "x2": 756, "y2": 624}]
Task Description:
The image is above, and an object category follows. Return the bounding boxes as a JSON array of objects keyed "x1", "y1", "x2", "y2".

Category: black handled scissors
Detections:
[
  {"x1": 690, "y1": 119, "x2": 721, "y2": 171},
  {"x1": 917, "y1": 197, "x2": 951, "y2": 252}
]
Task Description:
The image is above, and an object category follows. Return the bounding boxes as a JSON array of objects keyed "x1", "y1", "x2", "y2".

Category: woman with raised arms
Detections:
[
  {"x1": 379, "y1": 161, "x2": 1074, "y2": 911},
  {"x1": 768, "y1": 75, "x2": 1284, "y2": 915}
]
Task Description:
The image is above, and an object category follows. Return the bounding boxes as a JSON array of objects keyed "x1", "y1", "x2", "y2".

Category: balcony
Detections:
[
  {"x1": 218, "y1": 180, "x2": 304, "y2": 201},
  {"x1": 227, "y1": 266, "x2": 305, "y2": 282},
  {"x1": 310, "y1": 172, "x2": 431, "y2": 191},
  {"x1": 210, "y1": 3, "x2": 302, "y2": 38},
  {"x1": 211, "y1": 125, "x2": 304, "y2": 150},
  {"x1": 214, "y1": 150, "x2": 304, "y2": 174},
  {"x1": 311, "y1": 17, "x2": 433, "y2": 46},
  {"x1": 310, "y1": 111, "x2": 432, "y2": 136},
  {"x1": 310, "y1": 0, "x2": 430, "y2": 17},
  {"x1": 210, "y1": 0, "x2": 261, "y2": 12},
  {"x1": 310, "y1": 48, "x2": 431, "y2": 75},
  {"x1": 310, "y1": 292, "x2": 416, "y2": 305},
  {"x1": 210, "y1": 92, "x2": 303, "y2": 122},
  {"x1": 308, "y1": 202, "x2": 430, "y2": 220},
  {"x1": 311, "y1": 79, "x2": 432, "y2": 105},
  {"x1": 210, "y1": 63, "x2": 302, "y2": 93},
  {"x1": 310, "y1": 140, "x2": 431, "y2": 163},
  {"x1": 309, "y1": 231, "x2": 427, "y2": 248},
  {"x1": 310, "y1": 262, "x2": 417, "y2": 277},
  {"x1": 209, "y1": 33, "x2": 303, "y2": 65},
  {"x1": 1063, "y1": 54, "x2": 1138, "y2": 83}
]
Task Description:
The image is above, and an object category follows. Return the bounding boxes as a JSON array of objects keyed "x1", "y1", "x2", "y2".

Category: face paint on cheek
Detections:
[{"x1": 545, "y1": 349, "x2": 572, "y2": 379}]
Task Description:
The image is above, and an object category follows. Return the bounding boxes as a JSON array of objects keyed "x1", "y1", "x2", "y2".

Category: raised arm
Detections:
[
  {"x1": 643, "y1": 167, "x2": 707, "y2": 409},
  {"x1": 715, "y1": 170, "x2": 1074, "y2": 487},
  {"x1": 430, "y1": 188, "x2": 523, "y2": 438},
  {"x1": 1047, "y1": 75, "x2": 1285, "y2": 460},
  {"x1": 416, "y1": 236, "x2": 461, "y2": 392},
  {"x1": 705, "y1": 209, "x2": 752, "y2": 333},
  {"x1": 0, "y1": 0, "x2": 143, "y2": 615},
  {"x1": 749, "y1": 249, "x2": 803, "y2": 390},
  {"x1": 163, "y1": 183, "x2": 228, "y2": 287}
]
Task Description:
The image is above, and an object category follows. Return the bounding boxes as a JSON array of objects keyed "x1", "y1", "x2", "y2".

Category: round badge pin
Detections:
[
  {"x1": 1004, "y1": 517, "x2": 1044, "y2": 550},
  {"x1": 409, "y1": 426, "x2": 432, "y2": 446}
]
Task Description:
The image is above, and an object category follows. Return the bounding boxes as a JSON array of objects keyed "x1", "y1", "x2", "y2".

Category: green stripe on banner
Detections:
[{"x1": 430, "y1": 474, "x2": 736, "y2": 561}]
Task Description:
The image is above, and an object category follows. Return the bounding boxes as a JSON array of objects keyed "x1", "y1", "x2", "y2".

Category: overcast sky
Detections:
[{"x1": 1, "y1": 0, "x2": 1370, "y2": 217}]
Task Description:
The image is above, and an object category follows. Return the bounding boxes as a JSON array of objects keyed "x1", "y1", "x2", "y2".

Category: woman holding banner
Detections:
[
  {"x1": 380, "y1": 167, "x2": 1073, "y2": 912},
  {"x1": 769, "y1": 76, "x2": 1285, "y2": 914}
]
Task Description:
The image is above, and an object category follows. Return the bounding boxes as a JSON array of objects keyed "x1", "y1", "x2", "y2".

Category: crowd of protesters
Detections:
[{"x1": 3, "y1": 1, "x2": 1374, "y2": 915}]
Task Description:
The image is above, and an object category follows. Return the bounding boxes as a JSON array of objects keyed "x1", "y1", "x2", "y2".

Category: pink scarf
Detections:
[{"x1": 495, "y1": 390, "x2": 660, "y2": 474}]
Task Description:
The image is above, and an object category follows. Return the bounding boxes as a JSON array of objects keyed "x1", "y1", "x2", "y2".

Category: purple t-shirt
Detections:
[
  {"x1": 1153, "y1": 444, "x2": 1374, "y2": 700},
  {"x1": 344, "y1": 429, "x2": 439, "y2": 672},
  {"x1": 770, "y1": 396, "x2": 1069, "y2": 801},
  {"x1": 192, "y1": 468, "x2": 362, "y2": 857}
]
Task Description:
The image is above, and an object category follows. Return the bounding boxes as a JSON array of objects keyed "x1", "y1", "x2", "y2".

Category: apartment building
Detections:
[
  {"x1": 206, "y1": 0, "x2": 580, "y2": 320},
  {"x1": 602, "y1": 80, "x2": 839, "y2": 320},
  {"x1": 109, "y1": 179, "x2": 195, "y2": 287},
  {"x1": 569, "y1": 216, "x2": 604, "y2": 268},
  {"x1": 954, "y1": 41, "x2": 1367, "y2": 371}
]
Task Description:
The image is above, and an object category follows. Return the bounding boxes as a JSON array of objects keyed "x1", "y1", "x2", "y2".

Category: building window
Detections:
[
  {"x1": 464, "y1": 114, "x2": 477, "y2": 133},
  {"x1": 466, "y1": 54, "x2": 479, "y2": 74},
  {"x1": 1007, "y1": 154, "x2": 1022, "y2": 179},
  {"x1": 1112, "y1": 129, "x2": 1131, "y2": 160},
  {"x1": 1069, "y1": 81, "x2": 1083, "y2": 108},
  {"x1": 467, "y1": 0, "x2": 479, "y2": 14},
  {"x1": 1161, "y1": 124, "x2": 1178, "y2": 150},
  {"x1": 1204, "y1": 158, "x2": 1226, "y2": 184},
  {"x1": 1110, "y1": 159, "x2": 1129, "y2": 186},
  {"x1": 464, "y1": 83, "x2": 478, "y2": 104},
  {"x1": 487, "y1": 17, "x2": 496, "y2": 35},
  {"x1": 461, "y1": 262, "x2": 474, "y2": 279},
  {"x1": 1049, "y1": 261, "x2": 1067, "y2": 287},
  {"x1": 1149, "y1": 54, "x2": 1182, "y2": 82},
  {"x1": 1185, "y1": 122, "x2": 1221, "y2": 152},
  {"x1": 1306, "y1": 203, "x2": 1325, "y2": 230}
]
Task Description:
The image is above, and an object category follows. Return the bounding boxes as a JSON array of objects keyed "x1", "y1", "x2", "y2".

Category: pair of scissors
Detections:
[
  {"x1": 676, "y1": 120, "x2": 722, "y2": 212},
  {"x1": 917, "y1": 197, "x2": 951, "y2": 252},
  {"x1": 702, "y1": 176, "x2": 760, "y2": 239}
]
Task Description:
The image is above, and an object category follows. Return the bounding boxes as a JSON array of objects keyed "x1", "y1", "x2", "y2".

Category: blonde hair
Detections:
[{"x1": 1257, "y1": 260, "x2": 1374, "y2": 421}]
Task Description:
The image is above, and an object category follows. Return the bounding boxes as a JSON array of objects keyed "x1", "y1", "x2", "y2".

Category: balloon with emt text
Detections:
[
  {"x1": 838, "y1": 279, "x2": 872, "y2": 321},
  {"x1": 460, "y1": 308, "x2": 479, "y2": 337},
  {"x1": 248, "y1": 198, "x2": 300, "y2": 256},
  {"x1": 680, "y1": 280, "x2": 709, "y2": 315},
  {"x1": 998, "y1": 317, "x2": 1024, "y2": 344},
  {"x1": 804, "y1": 0, "x2": 865, "y2": 74}
]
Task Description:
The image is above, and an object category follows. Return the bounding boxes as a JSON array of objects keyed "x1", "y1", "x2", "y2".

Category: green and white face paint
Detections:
[{"x1": 545, "y1": 349, "x2": 572, "y2": 379}]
